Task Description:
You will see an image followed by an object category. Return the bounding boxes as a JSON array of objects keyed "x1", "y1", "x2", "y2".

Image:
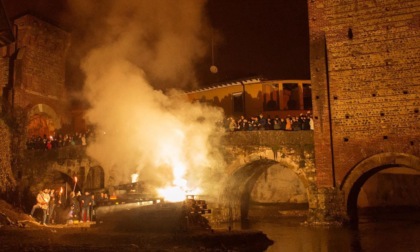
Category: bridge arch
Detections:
[
  {"x1": 222, "y1": 158, "x2": 311, "y2": 221},
  {"x1": 340, "y1": 152, "x2": 420, "y2": 222},
  {"x1": 47, "y1": 170, "x2": 82, "y2": 192}
]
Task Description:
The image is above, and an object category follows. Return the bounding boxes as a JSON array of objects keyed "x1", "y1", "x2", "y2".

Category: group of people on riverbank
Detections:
[
  {"x1": 29, "y1": 188, "x2": 63, "y2": 225},
  {"x1": 29, "y1": 187, "x2": 108, "y2": 225},
  {"x1": 224, "y1": 112, "x2": 314, "y2": 132},
  {"x1": 66, "y1": 191, "x2": 96, "y2": 224}
]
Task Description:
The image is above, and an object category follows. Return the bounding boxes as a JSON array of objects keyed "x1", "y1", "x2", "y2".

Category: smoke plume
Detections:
[
  {"x1": 65, "y1": 0, "x2": 212, "y2": 89},
  {"x1": 68, "y1": 0, "x2": 226, "y2": 197}
]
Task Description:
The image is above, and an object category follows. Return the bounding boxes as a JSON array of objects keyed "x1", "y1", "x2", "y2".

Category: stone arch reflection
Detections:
[{"x1": 340, "y1": 153, "x2": 420, "y2": 223}]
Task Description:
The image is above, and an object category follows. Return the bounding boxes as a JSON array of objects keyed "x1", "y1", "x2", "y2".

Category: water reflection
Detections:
[{"x1": 217, "y1": 212, "x2": 420, "y2": 252}]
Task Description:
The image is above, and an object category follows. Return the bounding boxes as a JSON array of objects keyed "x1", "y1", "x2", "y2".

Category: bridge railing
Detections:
[
  {"x1": 223, "y1": 130, "x2": 314, "y2": 149},
  {"x1": 24, "y1": 145, "x2": 88, "y2": 163}
]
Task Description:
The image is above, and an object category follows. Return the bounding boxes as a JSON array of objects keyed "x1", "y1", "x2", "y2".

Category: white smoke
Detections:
[
  {"x1": 71, "y1": 0, "x2": 226, "y2": 196},
  {"x1": 65, "y1": 0, "x2": 212, "y2": 89}
]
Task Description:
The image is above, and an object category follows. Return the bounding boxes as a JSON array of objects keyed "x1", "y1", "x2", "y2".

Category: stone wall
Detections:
[
  {"x1": 251, "y1": 165, "x2": 308, "y2": 204},
  {"x1": 307, "y1": 0, "x2": 420, "y2": 222},
  {"x1": 308, "y1": 0, "x2": 420, "y2": 187},
  {"x1": 0, "y1": 15, "x2": 72, "y2": 203},
  {"x1": 21, "y1": 146, "x2": 102, "y2": 192},
  {"x1": 217, "y1": 131, "x2": 317, "y2": 222},
  {"x1": 13, "y1": 15, "x2": 69, "y2": 98},
  {"x1": 0, "y1": 119, "x2": 15, "y2": 191},
  {"x1": 2, "y1": 15, "x2": 71, "y2": 125},
  {"x1": 0, "y1": 55, "x2": 9, "y2": 101},
  {"x1": 222, "y1": 131, "x2": 315, "y2": 189}
]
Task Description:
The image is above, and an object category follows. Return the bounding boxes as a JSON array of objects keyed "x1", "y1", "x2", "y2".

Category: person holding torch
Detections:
[{"x1": 73, "y1": 176, "x2": 78, "y2": 192}]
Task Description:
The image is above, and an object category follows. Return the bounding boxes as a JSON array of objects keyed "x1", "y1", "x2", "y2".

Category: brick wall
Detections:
[
  {"x1": 308, "y1": 0, "x2": 420, "y2": 187},
  {"x1": 0, "y1": 56, "x2": 9, "y2": 103},
  {"x1": 10, "y1": 15, "x2": 70, "y2": 122}
]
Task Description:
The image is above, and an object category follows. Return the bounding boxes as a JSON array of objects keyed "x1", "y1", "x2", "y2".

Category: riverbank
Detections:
[
  {"x1": 0, "y1": 224, "x2": 273, "y2": 251},
  {"x1": 0, "y1": 200, "x2": 273, "y2": 251}
]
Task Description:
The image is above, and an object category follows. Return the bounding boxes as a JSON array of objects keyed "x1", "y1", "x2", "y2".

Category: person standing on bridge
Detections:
[{"x1": 285, "y1": 116, "x2": 292, "y2": 131}]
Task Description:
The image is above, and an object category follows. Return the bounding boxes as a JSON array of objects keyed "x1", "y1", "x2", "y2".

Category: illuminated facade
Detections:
[{"x1": 187, "y1": 78, "x2": 312, "y2": 118}]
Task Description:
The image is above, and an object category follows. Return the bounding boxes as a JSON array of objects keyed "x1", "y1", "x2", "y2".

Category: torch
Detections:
[
  {"x1": 73, "y1": 176, "x2": 78, "y2": 192},
  {"x1": 59, "y1": 187, "x2": 63, "y2": 204}
]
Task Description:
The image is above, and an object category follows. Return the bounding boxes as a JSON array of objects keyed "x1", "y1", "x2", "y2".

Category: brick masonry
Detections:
[
  {"x1": 1, "y1": 15, "x2": 71, "y2": 124},
  {"x1": 309, "y1": 0, "x2": 420, "y2": 184},
  {"x1": 308, "y1": 0, "x2": 420, "y2": 221}
]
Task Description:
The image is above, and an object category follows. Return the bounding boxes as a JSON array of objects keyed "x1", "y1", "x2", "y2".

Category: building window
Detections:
[
  {"x1": 303, "y1": 83, "x2": 312, "y2": 110},
  {"x1": 263, "y1": 83, "x2": 280, "y2": 111},
  {"x1": 283, "y1": 83, "x2": 299, "y2": 110},
  {"x1": 232, "y1": 92, "x2": 244, "y2": 114}
]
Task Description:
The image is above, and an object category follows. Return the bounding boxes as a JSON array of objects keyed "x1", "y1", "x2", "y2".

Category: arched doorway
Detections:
[
  {"x1": 341, "y1": 153, "x2": 420, "y2": 223},
  {"x1": 223, "y1": 159, "x2": 310, "y2": 221},
  {"x1": 85, "y1": 166, "x2": 105, "y2": 191},
  {"x1": 25, "y1": 170, "x2": 79, "y2": 212},
  {"x1": 26, "y1": 104, "x2": 61, "y2": 138}
]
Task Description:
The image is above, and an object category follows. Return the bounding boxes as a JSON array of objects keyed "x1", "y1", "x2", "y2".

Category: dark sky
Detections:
[
  {"x1": 200, "y1": 0, "x2": 310, "y2": 85},
  {"x1": 2, "y1": 0, "x2": 310, "y2": 88}
]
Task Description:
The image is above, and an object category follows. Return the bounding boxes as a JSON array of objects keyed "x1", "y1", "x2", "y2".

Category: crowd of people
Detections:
[
  {"x1": 224, "y1": 112, "x2": 314, "y2": 132},
  {"x1": 29, "y1": 187, "x2": 109, "y2": 225},
  {"x1": 26, "y1": 130, "x2": 92, "y2": 150},
  {"x1": 26, "y1": 112, "x2": 313, "y2": 151}
]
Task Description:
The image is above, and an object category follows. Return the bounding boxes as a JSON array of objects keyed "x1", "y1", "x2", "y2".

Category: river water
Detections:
[{"x1": 220, "y1": 212, "x2": 420, "y2": 252}]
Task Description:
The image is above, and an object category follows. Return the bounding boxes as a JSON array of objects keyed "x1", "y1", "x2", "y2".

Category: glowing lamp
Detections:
[{"x1": 210, "y1": 65, "x2": 218, "y2": 74}]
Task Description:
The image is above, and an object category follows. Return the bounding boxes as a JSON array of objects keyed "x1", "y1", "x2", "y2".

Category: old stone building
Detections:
[
  {"x1": 308, "y1": 0, "x2": 420, "y2": 221},
  {"x1": 1, "y1": 14, "x2": 70, "y2": 136},
  {"x1": 0, "y1": 2, "x2": 16, "y2": 192},
  {"x1": 0, "y1": 14, "x2": 72, "y2": 200}
]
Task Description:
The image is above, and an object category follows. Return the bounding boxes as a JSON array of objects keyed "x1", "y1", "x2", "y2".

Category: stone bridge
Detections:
[
  {"x1": 20, "y1": 146, "x2": 104, "y2": 199},
  {"x1": 219, "y1": 132, "x2": 420, "y2": 223},
  {"x1": 18, "y1": 130, "x2": 419, "y2": 224},
  {"x1": 219, "y1": 131, "x2": 316, "y2": 222},
  {"x1": 20, "y1": 131, "x2": 318, "y2": 220}
]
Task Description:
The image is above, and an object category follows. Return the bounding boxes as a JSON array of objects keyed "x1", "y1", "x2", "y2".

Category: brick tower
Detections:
[
  {"x1": 307, "y1": 0, "x2": 420, "y2": 222},
  {"x1": 1, "y1": 14, "x2": 71, "y2": 136}
]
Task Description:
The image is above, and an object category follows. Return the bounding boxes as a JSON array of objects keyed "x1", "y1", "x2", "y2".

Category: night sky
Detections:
[
  {"x1": 200, "y1": 0, "x2": 310, "y2": 85},
  {"x1": 2, "y1": 0, "x2": 310, "y2": 89}
]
